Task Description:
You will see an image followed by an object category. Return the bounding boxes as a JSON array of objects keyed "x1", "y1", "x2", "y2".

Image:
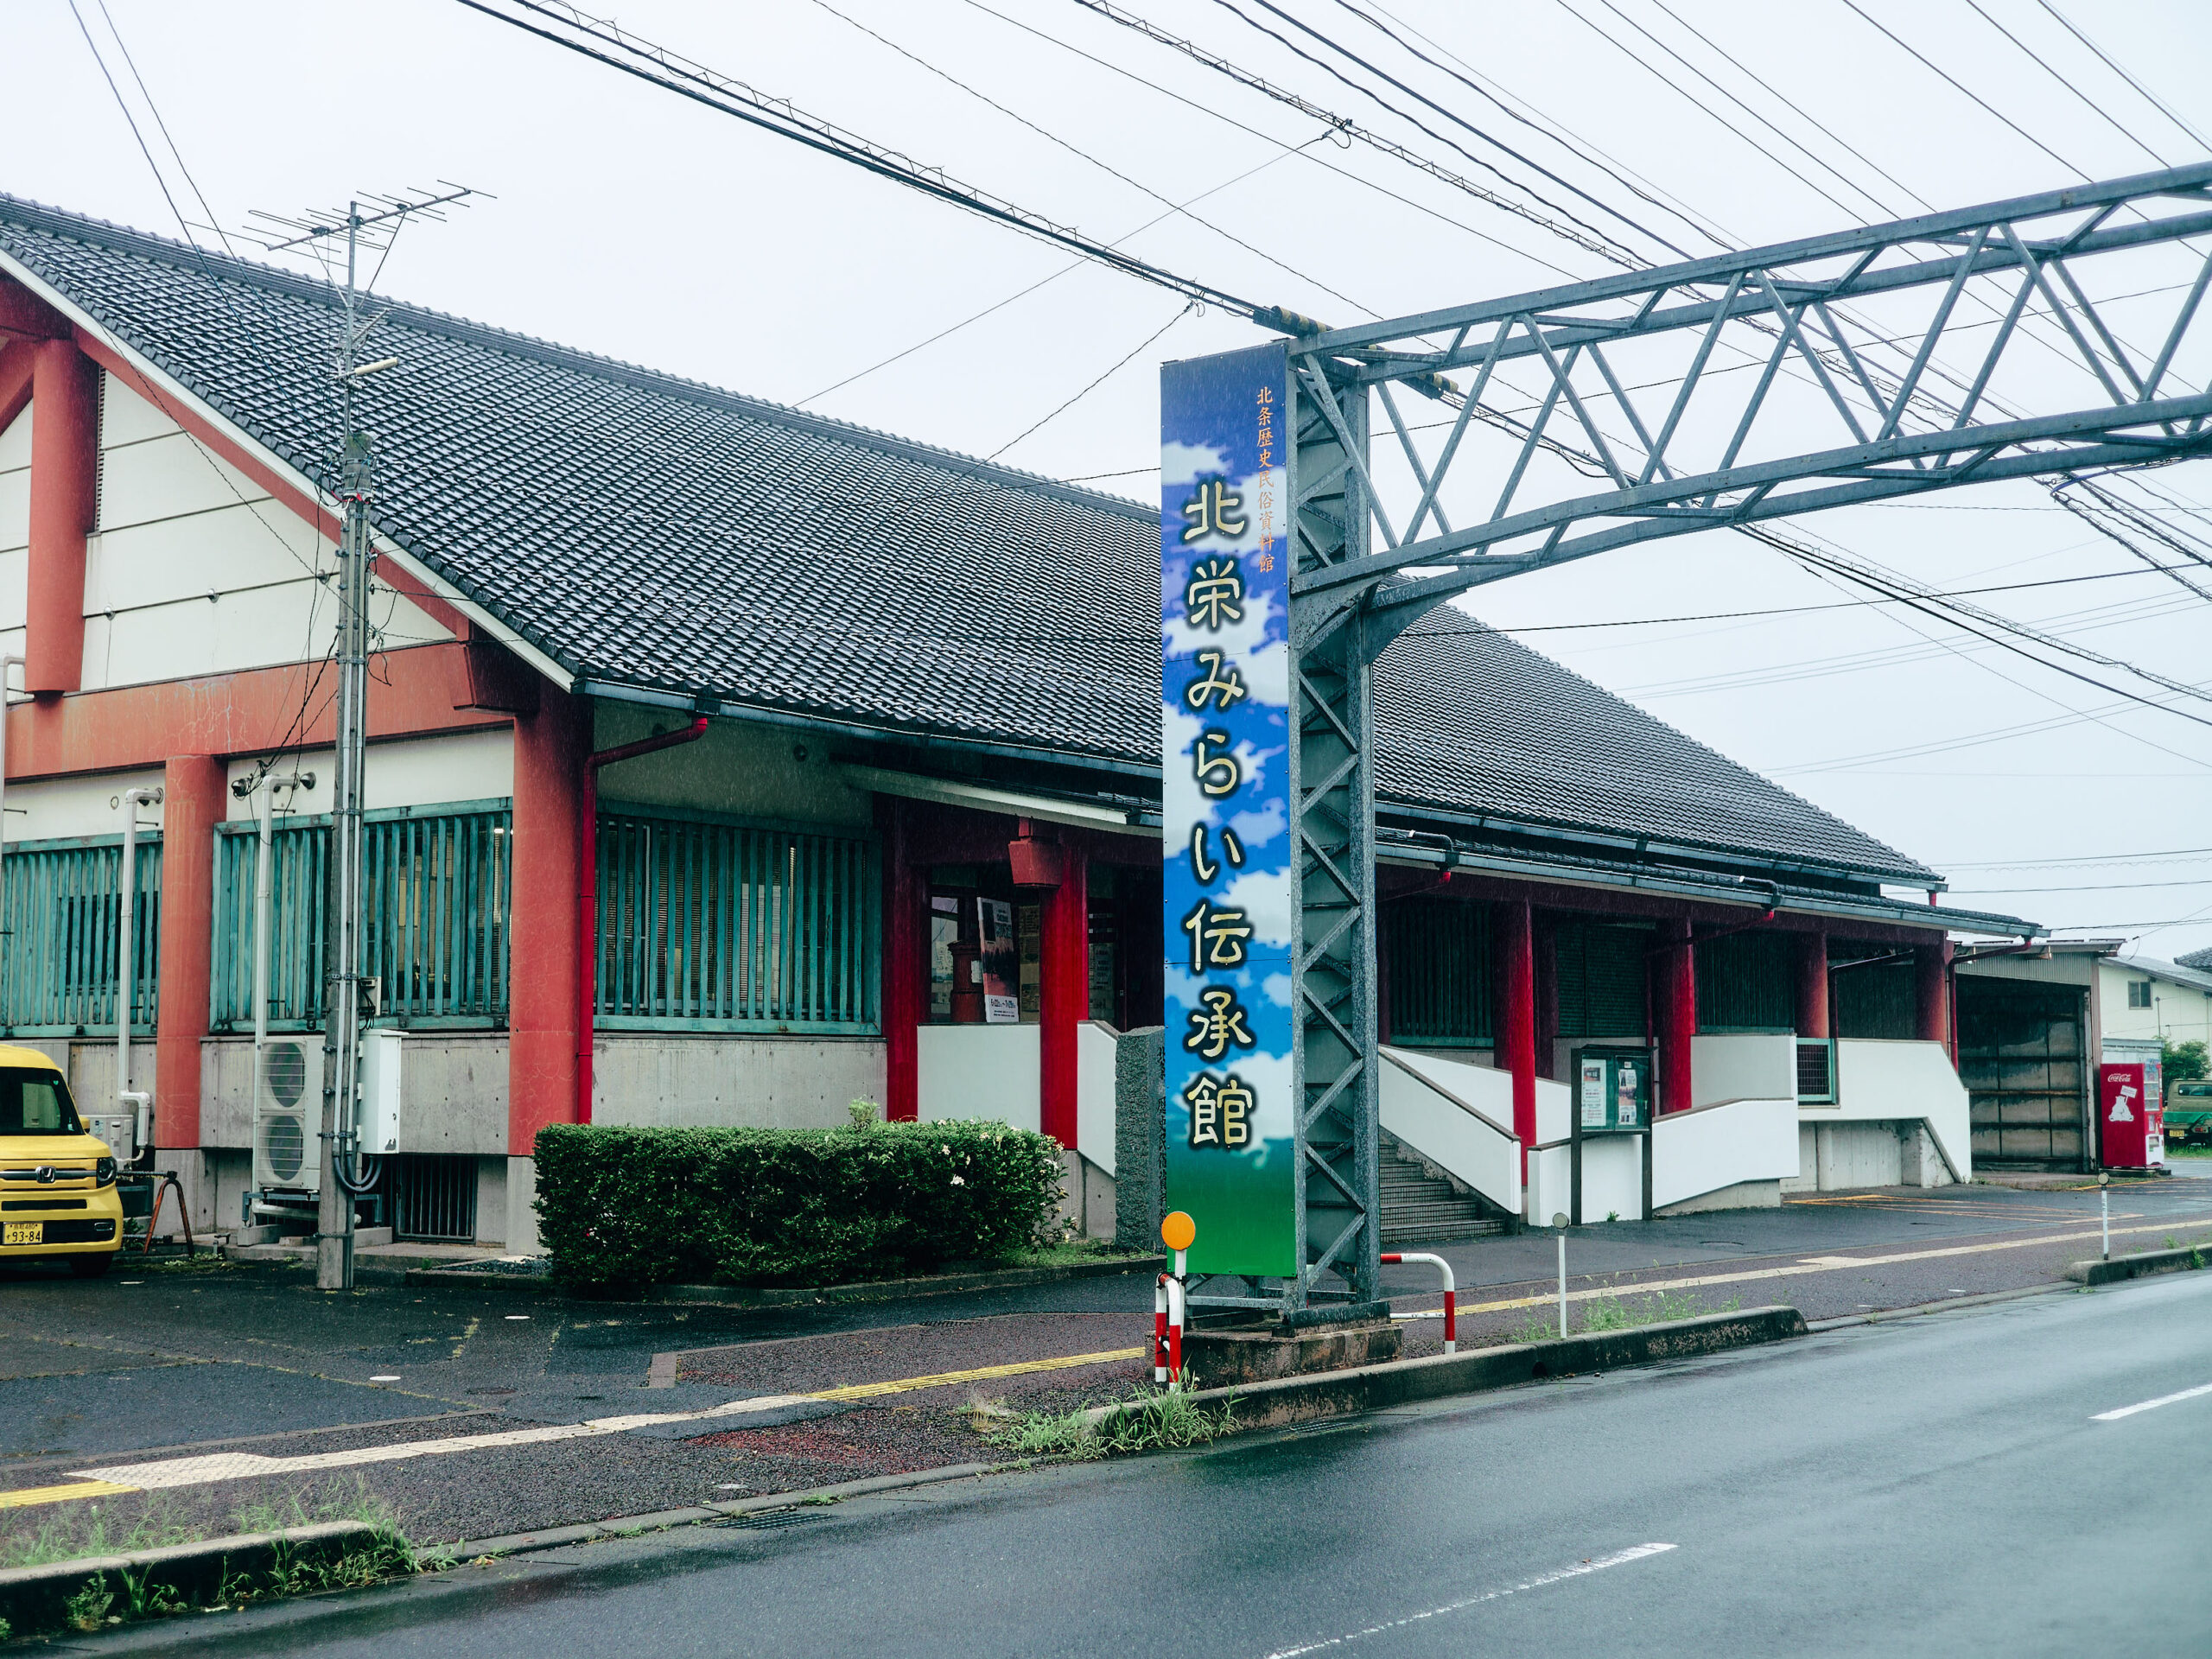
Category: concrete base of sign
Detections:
[{"x1": 1183, "y1": 1316, "x2": 1402, "y2": 1389}]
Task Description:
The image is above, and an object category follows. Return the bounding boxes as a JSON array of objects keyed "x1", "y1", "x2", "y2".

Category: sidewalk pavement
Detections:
[{"x1": 4, "y1": 1177, "x2": 2209, "y2": 1550}]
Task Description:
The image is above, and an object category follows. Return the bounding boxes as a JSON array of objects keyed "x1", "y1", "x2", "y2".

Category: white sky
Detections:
[{"x1": 8, "y1": 0, "x2": 2211, "y2": 964}]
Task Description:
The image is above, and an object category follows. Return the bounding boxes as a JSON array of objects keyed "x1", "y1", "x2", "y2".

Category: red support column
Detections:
[
  {"x1": 1495, "y1": 899, "x2": 1537, "y2": 1177},
  {"x1": 25, "y1": 340, "x2": 96, "y2": 697},
  {"x1": 1915, "y1": 940, "x2": 1952, "y2": 1046},
  {"x1": 152, "y1": 754, "x2": 225, "y2": 1154},
  {"x1": 1796, "y1": 931, "x2": 1830, "y2": 1039},
  {"x1": 880, "y1": 796, "x2": 922, "y2": 1122},
  {"x1": 1660, "y1": 918, "x2": 1696, "y2": 1114},
  {"x1": 508, "y1": 689, "x2": 585, "y2": 1158},
  {"x1": 1039, "y1": 843, "x2": 1089, "y2": 1150}
]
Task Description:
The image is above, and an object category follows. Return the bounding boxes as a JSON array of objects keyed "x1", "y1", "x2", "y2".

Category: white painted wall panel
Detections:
[
  {"x1": 222, "y1": 728, "x2": 516, "y2": 821},
  {"x1": 1692, "y1": 1033, "x2": 1795, "y2": 1107},
  {"x1": 918, "y1": 1024, "x2": 1040, "y2": 1133},
  {"x1": 1379, "y1": 1047, "x2": 1520, "y2": 1216},
  {"x1": 100, "y1": 373, "x2": 182, "y2": 448},
  {"x1": 0, "y1": 404, "x2": 30, "y2": 472},
  {"x1": 98, "y1": 429, "x2": 270, "y2": 531},
  {"x1": 1652, "y1": 1096, "x2": 1799, "y2": 1208},
  {"x1": 9, "y1": 768, "x2": 165, "y2": 842},
  {"x1": 1830, "y1": 1039, "x2": 1971, "y2": 1179},
  {"x1": 0, "y1": 548, "x2": 25, "y2": 632},
  {"x1": 86, "y1": 500, "x2": 329, "y2": 613},
  {"x1": 1076, "y1": 1020, "x2": 1117, "y2": 1177},
  {"x1": 593, "y1": 1036, "x2": 884, "y2": 1130},
  {"x1": 0, "y1": 471, "x2": 28, "y2": 553},
  {"x1": 82, "y1": 582, "x2": 449, "y2": 691}
]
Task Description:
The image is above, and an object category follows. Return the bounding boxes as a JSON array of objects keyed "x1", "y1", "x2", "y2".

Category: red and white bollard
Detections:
[
  {"x1": 1381, "y1": 1251, "x2": 1457, "y2": 1354},
  {"x1": 1160, "y1": 1211, "x2": 1197, "y2": 1392}
]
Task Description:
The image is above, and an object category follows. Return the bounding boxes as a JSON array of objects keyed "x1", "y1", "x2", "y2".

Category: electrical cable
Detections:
[
  {"x1": 2035, "y1": 1, "x2": 2212, "y2": 155},
  {"x1": 987, "y1": 301, "x2": 1194, "y2": 460},
  {"x1": 453, "y1": 0, "x2": 1274, "y2": 322},
  {"x1": 1219, "y1": 0, "x2": 1693, "y2": 257},
  {"x1": 1065, "y1": 0, "x2": 1634, "y2": 266},
  {"x1": 807, "y1": 0, "x2": 1370, "y2": 318},
  {"x1": 1965, "y1": 0, "x2": 2171, "y2": 168},
  {"x1": 1947, "y1": 845, "x2": 2212, "y2": 869}
]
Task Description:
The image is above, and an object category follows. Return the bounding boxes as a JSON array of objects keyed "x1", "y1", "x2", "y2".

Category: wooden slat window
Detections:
[
  {"x1": 0, "y1": 836, "x2": 162, "y2": 1035},
  {"x1": 1694, "y1": 930, "x2": 1796, "y2": 1032},
  {"x1": 1385, "y1": 899, "x2": 1492, "y2": 1046},
  {"x1": 210, "y1": 802, "x2": 512, "y2": 1029},
  {"x1": 594, "y1": 808, "x2": 880, "y2": 1033},
  {"x1": 1554, "y1": 920, "x2": 1650, "y2": 1039}
]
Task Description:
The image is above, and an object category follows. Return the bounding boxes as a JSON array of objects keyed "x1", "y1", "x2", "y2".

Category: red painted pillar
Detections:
[
  {"x1": 880, "y1": 796, "x2": 922, "y2": 1122},
  {"x1": 1796, "y1": 931, "x2": 1830, "y2": 1039},
  {"x1": 1915, "y1": 939, "x2": 1952, "y2": 1046},
  {"x1": 152, "y1": 755, "x2": 225, "y2": 1153},
  {"x1": 1039, "y1": 843, "x2": 1089, "y2": 1150},
  {"x1": 1660, "y1": 918, "x2": 1696, "y2": 1114},
  {"x1": 1533, "y1": 912, "x2": 1558, "y2": 1081},
  {"x1": 25, "y1": 339, "x2": 96, "y2": 697},
  {"x1": 1495, "y1": 899, "x2": 1536, "y2": 1176},
  {"x1": 508, "y1": 690, "x2": 585, "y2": 1154}
]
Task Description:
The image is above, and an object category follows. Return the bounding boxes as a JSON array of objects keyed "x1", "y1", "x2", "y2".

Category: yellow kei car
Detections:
[{"x1": 0, "y1": 1046, "x2": 124, "y2": 1277}]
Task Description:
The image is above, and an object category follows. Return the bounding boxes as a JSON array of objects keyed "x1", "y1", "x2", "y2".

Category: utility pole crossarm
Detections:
[{"x1": 1280, "y1": 163, "x2": 2212, "y2": 626}]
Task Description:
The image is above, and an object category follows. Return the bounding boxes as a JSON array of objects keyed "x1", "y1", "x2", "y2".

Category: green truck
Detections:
[{"x1": 2170, "y1": 1080, "x2": 2212, "y2": 1148}]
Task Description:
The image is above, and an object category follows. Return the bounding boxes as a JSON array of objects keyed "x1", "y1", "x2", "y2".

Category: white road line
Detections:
[
  {"x1": 2093, "y1": 1381, "x2": 2212, "y2": 1422},
  {"x1": 1260, "y1": 1543, "x2": 1677, "y2": 1658}
]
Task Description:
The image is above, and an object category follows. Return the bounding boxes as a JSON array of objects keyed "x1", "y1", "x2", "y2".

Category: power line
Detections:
[
  {"x1": 1954, "y1": 878, "x2": 2212, "y2": 894},
  {"x1": 1965, "y1": 0, "x2": 2170, "y2": 168},
  {"x1": 807, "y1": 0, "x2": 1370, "y2": 318},
  {"x1": 1065, "y1": 0, "x2": 1632, "y2": 265},
  {"x1": 452, "y1": 0, "x2": 1276, "y2": 322},
  {"x1": 987, "y1": 301, "x2": 1194, "y2": 461},
  {"x1": 2035, "y1": 1, "x2": 2212, "y2": 155},
  {"x1": 1948, "y1": 846, "x2": 2212, "y2": 870}
]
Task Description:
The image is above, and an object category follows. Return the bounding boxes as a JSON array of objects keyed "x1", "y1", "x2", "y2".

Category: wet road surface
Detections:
[{"x1": 92, "y1": 1263, "x2": 2212, "y2": 1657}]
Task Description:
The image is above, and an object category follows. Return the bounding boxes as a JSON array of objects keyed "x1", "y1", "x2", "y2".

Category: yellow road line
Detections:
[
  {"x1": 805, "y1": 1348, "x2": 1146, "y2": 1401},
  {"x1": 1443, "y1": 1215, "x2": 2212, "y2": 1317},
  {"x1": 0, "y1": 1479, "x2": 137, "y2": 1510}
]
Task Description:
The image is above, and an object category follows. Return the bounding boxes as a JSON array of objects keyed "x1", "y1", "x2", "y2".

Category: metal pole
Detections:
[
  {"x1": 0, "y1": 653, "x2": 18, "y2": 1028},
  {"x1": 118, "y1": 785, "x2": 161, "y2": 1162},
  {"x1": 1557, "y1": 1231, "x2": 1567, "y2": 1338},
  {"x1": 2101, "y1": 1172, "x2": 2110, "y2": 1262},
  {"x1": 318, "y1": 204, "x2": 372, "y2": 1294},
  {"x1": 243, "y1": 771, "x2": 312, "y2": 1131}
]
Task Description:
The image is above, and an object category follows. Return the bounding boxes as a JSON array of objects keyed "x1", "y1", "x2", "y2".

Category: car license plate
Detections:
[{"x1": 3, "y1": 1222, "x2": 42, "y2": 1246}]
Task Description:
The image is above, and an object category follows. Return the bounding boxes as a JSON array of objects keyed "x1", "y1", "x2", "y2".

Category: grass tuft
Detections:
[{"x1": 982, "y1": 1387, "x2": 1236, "y2": 1461}]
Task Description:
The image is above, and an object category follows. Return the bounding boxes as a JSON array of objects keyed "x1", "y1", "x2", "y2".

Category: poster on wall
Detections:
[
  {"x1": 1160, "y1": 341, "x2": 1297, "y2": 1280},
  {"x1": 977, "y1": 898, "x2": 1020, "y2": 1024}
]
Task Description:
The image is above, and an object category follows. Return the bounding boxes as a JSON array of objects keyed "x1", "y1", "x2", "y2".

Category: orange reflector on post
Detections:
[{"x1": 1160, "y1": 1211, "x2": 1196, "y2": 1252}]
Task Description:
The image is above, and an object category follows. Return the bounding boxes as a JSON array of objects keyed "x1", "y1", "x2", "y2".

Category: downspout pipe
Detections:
[{"x1": 575, "y1": 715, "x2": 709, "y2": 1126}]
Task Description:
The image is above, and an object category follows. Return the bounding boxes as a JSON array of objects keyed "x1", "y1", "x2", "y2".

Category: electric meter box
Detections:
[
  {"x1": 359, "y1": 1028, "x2": 406, "y2": 1156},
  {"x1": 1573, "y1": 1047, "x2": 1653, "y2": 1135}
]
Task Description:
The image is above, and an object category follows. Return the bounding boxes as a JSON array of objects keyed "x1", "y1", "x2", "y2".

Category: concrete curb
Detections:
[
  {"x1": 1084, "y1": 1306, "x2": 1809, "y2": 1435},
  {"x1": 442, "y1": 1462, "x2": 999, "y2": 1559},
  {"x1": 403, "y1": 1255, "x2": 1167, "y2": 1305},
  {"x1": 0, "y1": 1519, "x2": 376, "y2": 1636},
  {"x1": 2064, "y1": 1243, "x2": 2209, "y2": 1286}
]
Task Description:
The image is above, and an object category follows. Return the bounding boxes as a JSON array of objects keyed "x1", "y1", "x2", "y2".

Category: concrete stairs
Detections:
[{"x1": 1379, "y1": 1129, "x2": 1510, "y2": 1245}]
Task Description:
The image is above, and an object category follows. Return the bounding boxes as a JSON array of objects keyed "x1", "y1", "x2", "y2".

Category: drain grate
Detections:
[{"x1": 710, "y1": 1509, "x2": 817, "y2": 1531}]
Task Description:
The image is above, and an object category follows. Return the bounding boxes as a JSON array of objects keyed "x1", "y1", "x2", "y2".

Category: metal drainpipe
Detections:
[
  {"x1": 0, "y1": 654, "x2": 17, "y2": 1027},
  {"x1": 575, "y1": 716, "x2": 710, "y2": 1126},
  {"x1": 118, "y1": 785, "x2": 162, "y2": 1162}
]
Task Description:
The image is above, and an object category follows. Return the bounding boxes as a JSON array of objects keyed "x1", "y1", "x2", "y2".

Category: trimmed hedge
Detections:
[{"x1": 533, "y1": 1122, "x2": 1067, "y2": 1288}]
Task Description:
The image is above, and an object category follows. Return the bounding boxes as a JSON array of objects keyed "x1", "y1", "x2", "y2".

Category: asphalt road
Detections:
[{"x1": 92, "y1": 1265, "x2": 2212, "y2": 1658}]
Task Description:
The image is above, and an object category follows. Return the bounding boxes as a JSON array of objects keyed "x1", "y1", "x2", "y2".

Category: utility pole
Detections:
[{"x1": 247, "y1": 187, "x2": 479, "y2": 1294}]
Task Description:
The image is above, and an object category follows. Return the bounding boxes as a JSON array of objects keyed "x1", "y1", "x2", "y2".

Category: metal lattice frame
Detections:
[{"x1": 1274, "y1": 164, "x2": 2212, "y2": 1305}]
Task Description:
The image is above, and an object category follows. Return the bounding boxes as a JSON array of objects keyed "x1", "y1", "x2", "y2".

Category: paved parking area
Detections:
[{"x1": 3, "y1": 1173, "x2": 2209, "y2": 1550}]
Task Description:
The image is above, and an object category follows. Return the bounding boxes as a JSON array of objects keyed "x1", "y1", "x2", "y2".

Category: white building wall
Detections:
[
  {"x1": 2100, "y1": 963, "x2": 2212, "y2": 1050},
  {"x1": 0, "y1": 404, "x2": 28, "y2": 652},
  {"x1": 65, "y1": 372, "x2": 451, "y2": 689},
  {"x1": 219, "y1": 728, "x2": 516, "y2": 821},
  {"x1": 7, "y1": 767, "x2": 168, "y2": 842}
]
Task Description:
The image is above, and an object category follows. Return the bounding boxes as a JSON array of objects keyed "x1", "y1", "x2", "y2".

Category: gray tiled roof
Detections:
[{"x1": 0, "y1": 194, "x2": 1934, "y2": 884}]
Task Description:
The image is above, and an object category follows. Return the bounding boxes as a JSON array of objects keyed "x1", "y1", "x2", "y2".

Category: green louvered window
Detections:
[
  {"x1": 1694, "y1": 930, "x2": 1796, "y2": 1032},
  {"x1": 1554, "y1": 920, "x2": 1650, "y2": 1039},
  {"x1": 594, "y1": 807, "x2": 880, "y2": 1033},
  {"x1": 210, "y1": 802, "x2": 512, "y2": 1029},
  {"x1": 0, "y1": 836, "x2": 162, "y2": 1035},
  {"x1": 1385, "y1": 899, "x2": 1492, "y2": 1046}
]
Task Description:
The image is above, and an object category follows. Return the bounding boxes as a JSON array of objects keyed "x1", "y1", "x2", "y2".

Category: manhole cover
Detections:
[{"x1": 711, "y1": 1510, "x2": 817, "y2": 1531}]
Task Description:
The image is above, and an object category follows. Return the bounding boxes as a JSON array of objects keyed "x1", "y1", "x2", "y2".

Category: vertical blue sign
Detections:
[{"x1": 1161, "y1": 342, "x2": 1296, "y2": 1279}]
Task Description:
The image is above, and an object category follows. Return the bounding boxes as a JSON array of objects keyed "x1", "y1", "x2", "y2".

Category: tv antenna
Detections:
[{"x1": 241, "y1": 181, "x2": 486, "y2": 1292}]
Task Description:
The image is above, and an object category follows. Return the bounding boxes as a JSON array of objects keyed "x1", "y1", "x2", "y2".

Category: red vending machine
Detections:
[{"x1": 2099, "y1": 1043, "x2": 2165, "y2": 1170}]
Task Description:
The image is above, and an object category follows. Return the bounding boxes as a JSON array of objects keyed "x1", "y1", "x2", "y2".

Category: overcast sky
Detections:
[{"x1": 8, "y1": 0, "x2": 2211, "y2": 963}]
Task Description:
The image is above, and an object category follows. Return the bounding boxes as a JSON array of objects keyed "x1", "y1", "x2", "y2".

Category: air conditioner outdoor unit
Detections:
[{"x1": 251, "y1": 1037, "x2": 326, "y2": 1197}]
